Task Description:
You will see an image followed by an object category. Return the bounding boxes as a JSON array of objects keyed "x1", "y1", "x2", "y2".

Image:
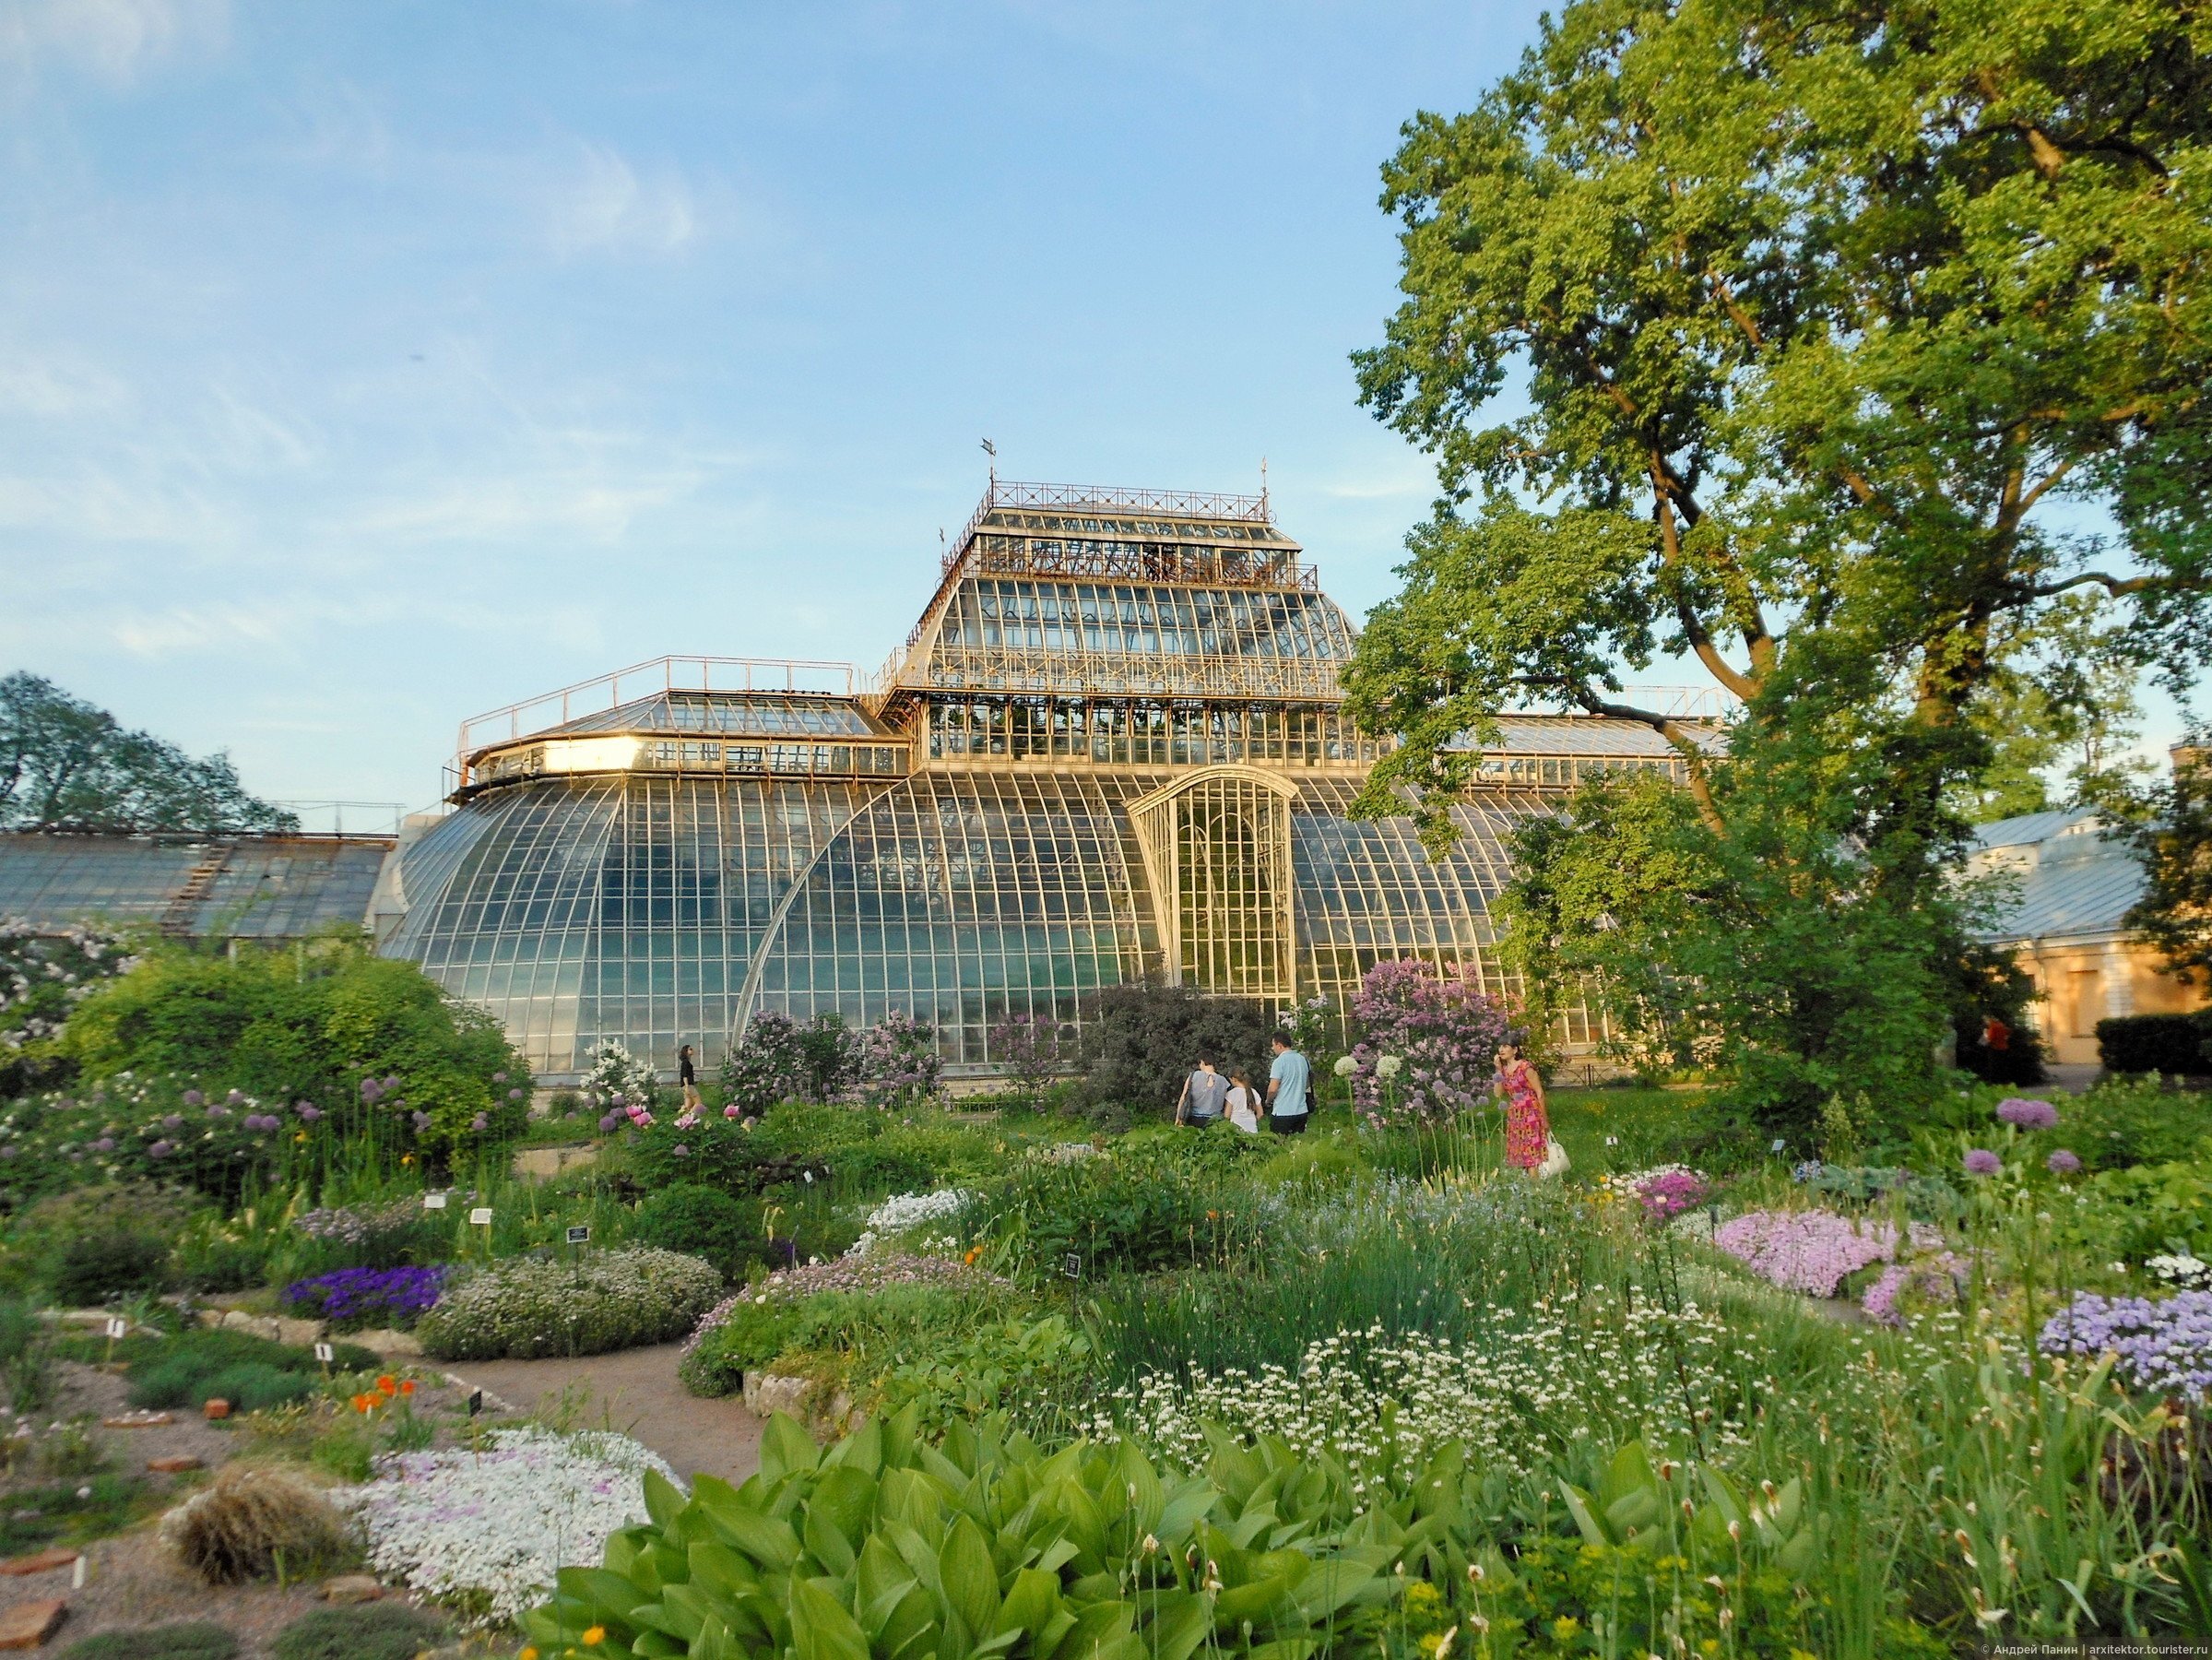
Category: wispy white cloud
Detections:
[
  {"x1": 0, "y1": 355, "x2": 130, "y2": 417},
  {"x1": 546, "y1": 140, "x2": 699, "y2": 257},
  {"x1": 0, "y1": 0, "x2": 227, "y2": 89}
]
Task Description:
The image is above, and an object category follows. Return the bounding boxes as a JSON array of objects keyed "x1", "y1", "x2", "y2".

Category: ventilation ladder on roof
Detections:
[{"x1": 160, "y1": 840, "x2": 237, "y2": 939}]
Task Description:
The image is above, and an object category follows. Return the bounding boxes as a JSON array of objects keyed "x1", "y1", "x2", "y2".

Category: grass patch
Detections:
[
  {"x1": 60, "y1": 1624, "x2": 240, "y2": 1660},
  {"x1": 0, "y1": 1472, "x2": 152, "y2": 1557},
  {"x1": 269, "y1": 1603, "x2": 447, "y2": 1660}
]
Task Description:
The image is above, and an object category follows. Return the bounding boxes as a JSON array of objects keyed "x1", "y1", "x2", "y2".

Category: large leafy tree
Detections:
[
  {"x1": 0, "y1": 672, "x2": 296, "y2": 834},
  {"x1": 1344, "y1": 0, "x2": 2212, "y2": 1131},
  {"x1": 2121, "y1": 744, "x2": 2212, "y2": 985}
]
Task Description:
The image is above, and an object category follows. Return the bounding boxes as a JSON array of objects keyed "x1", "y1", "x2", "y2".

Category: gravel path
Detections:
[{"x1": 444, "y1": 1343, "x2": 763, "y2": 1488}]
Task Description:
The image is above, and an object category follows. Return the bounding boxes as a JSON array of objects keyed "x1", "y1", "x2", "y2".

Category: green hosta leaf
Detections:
[
  {"x1": 1559, "y1": 1482, "x2": 1610, "y2": 1549},
  {"x1": 807, "y1": 1504, "x2": 859, "y2": 1577},
  {"x1": 763, "y1": 1412, "x2": 824, "y2": 1486},
  {"x1": 692, "y1": 1612, "x2": 739, "y2": 1660},
  {"x1": 689, "y1": 1541, "x2": 763, "y2": 1602},
  {"x1": 814, "y1": 1464, "x2": 881, "y2": 1548},
  {"x1": 1138, "y1": 1590, "x2": 1214, "y2": 1660},
  {"x1": 882, "y1": 1466, "x2": 950, "y2": 1538},
  {"x1": 655, "y1": 1583, "x2": 724, "y2": 1642},
  {"x1": 1047, "y1": 1598, "x2": 1137, "y2": 1660},
  {"x1": 875, "y1": 1582, "x2": 940, "y2": 1660},
  {"x1": 704, "y1": 1500, "x2": 803, "y2": 1571},
  {"x1": 644, "y1": 1466, "x2": 688, "y2": 1530},
  {"x1": 557, "y1": 1565, "x2": 653, "y2": 1622},
  {"x1": 940, "y1": 1513, "x2": 1004, "y2": 1639},
  {"x1": 1158, "y1": 1477, "x2": 1218, "y2": 1544},
  {"x1": 996, "y1": 1565, "x2": 1061, "y2": 1639},
  {"x1": 1212, "y1": 1569, "x2": 1304, "y2": 1629},
  {"x1": 1287, "y1": 1547, "x2": 1396, "y2": 1622},
  {"x1": 1034, "y1": 1537, "x2": 1079, "y2": 1576},
  {"x1": 791, "y1": 1575, "x2": 871, "y2": 1660},
  {"x1": 1245, "y1": 1642, "x2": 1318, "y2": 1660},
  {"x1": 858, "y1": 1535, "x2": 916, "y2": 1618}
]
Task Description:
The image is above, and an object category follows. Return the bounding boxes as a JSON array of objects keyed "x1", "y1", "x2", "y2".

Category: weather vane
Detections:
[{"x1": 981, "y1": 437, "x2": 997, "y2": 489}]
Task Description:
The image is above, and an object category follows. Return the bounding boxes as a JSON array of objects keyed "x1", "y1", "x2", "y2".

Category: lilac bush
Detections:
[
  {"x1": 1711, "y1": 1208, "x2": 1944, "y2": 1298},
  {"x1": 2040, "y1": 1291, "x2": 2212, "y2": 1396},
  {"x1": 1346, "y1": 959, "x2": 1511, "y2": 1125},
  {"x1": 857, "y1": 1012, "x2": 941, "y2": 1109},
  {"x1": 282, "y1": 1264, "x2": 447, "y2": 1329}
]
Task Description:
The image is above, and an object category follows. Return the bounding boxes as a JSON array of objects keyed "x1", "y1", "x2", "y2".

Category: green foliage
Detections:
[
  {"x1": 20, "y1": 1184, "x2": 195, "y2": 1305},
  {"x1": 632, "y1": 1183, "x2": 763, "y2": 1275},
  {"x1": 0, "y1": 672, "x2": 296, "y2": 836},
  {"x1": 54, "y1": 934, "x2": 529, "y2": 1168},
  {"x1": 124, "y1": 1328, "x2": 373, "y2": 1412},
  {"x1": 526, "y1": 1407, "x2": 1408, "y2": 1660},
  {"x1": 1073, "y1": 983, "x2": 1278, "y2": 1117},
  {"x1": 415, "y1": 1246, "x2": 724, "y2": 1361},
  {"x1": 681, "y1": 1283, "x2": 1029, "y2": 1411},
  {"x1": 2064, "y1": 1076, "x2": 2212, "y2": 1169},
  {"x1": 0, "y1": 1292, "x2": 55, "y2": 1412},
  {"x1": 2120, "y1": 747, "x2": 2212, "y2": 985},
  {"x1": 0, "y1": 1471, "x2": 145, "y2": 1558},
  {"x1": 1252, "y1": 1135, "x2": 1366, "y2": 1193},
  {"x1": 0, "y1": 922, "x2": 134, "y2": 1099},
  {"x1": 268, "y1": 1604, "x2": 446, "y2": 1660},
  {"x1": 972, "y1": 1133, "x2": 1265, "y2": 1280},
  {"x1": 2096, "y1": 1012, "x2": 2212, "y2": 1079},
  {"x1": 2053, "y1": 1162, "x2": 2212, "y2": 1265},
  {"x1": 1345, "y1": 0, "x2": 2212, "y2": 1132},
  {"x1": 60, "y1": 1624, "x2": 241, "y2": 1660}
]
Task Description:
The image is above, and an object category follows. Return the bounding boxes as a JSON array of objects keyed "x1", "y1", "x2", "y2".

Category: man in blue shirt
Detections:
[{"x1": 1265, "y1": 1033, "x2": 1309, "y2": 1133}]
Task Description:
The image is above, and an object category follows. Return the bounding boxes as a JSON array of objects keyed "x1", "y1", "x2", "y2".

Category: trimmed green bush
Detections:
[
  {"x1": 629, "y1": 1182, "x2": 758, "y2": 1272},
  {"x1": 196, "y1": 1363, "x2": 312, "y2": 1413},
  {"x1": 269, "y1": 1605, "x2": 446, "y2": 1660},
  {"x1": 125, "y1": 1329, "x2": 374, "y2": 1410},
  {"x1": 2097, "y1": 1011, "x2": 2212, "y2": 1076},
  {"x1": 61, "y1": 1624, "x2": 240, "y2": 1660},
  {"x1": 416, "y1": 1246, "x2": 723, "y2": 1361}
]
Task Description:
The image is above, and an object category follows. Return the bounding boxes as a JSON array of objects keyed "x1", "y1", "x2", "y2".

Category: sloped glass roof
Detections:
[{"x1": 530, "y1": 693, "x2": 883, "y2": 741}]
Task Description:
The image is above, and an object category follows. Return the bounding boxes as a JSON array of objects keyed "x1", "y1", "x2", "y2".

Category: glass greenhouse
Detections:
[{"x1": 377, "y1": 481, "x2": 1701, "y2": 1079}]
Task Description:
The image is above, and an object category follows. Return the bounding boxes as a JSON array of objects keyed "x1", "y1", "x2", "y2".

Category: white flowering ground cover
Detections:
[
  {"x1": 844, "y1": 1187, "x2": 972, "y2": 1257},
  {"x1": 348, "y1": 1427, "x2": 678, "y2": 1627},
  {"x1": 1098, "y1": 1298, "x2": 1759, "y2": 1496}
]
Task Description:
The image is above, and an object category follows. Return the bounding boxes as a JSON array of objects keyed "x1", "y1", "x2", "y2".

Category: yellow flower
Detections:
[
  {"x1": 520, "y1": 1650, "x2": 539, "y2": 1660},
  {"x1": 295, "y1": 1132, "x2": 307, "y2": 1144},
  {"x1": 401, "y1": 1154, "x2": 415, "y2": 1166},
  {"x1": 583, "y1": 1629, "x2": 606, "y2": 1647}
]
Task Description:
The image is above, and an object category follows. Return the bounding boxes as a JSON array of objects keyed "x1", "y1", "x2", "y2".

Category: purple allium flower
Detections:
[
  {"x1": 147, "y1": 1140, "x2": 172, "y2": 1159},
  {"x1": 2047, "y1": 1148, "x2": 2082, "y2": 1174},
  {"x1": 492, "y1": 1072, "x2": 507, "y2": 1083},
  {"x1": 1963, "y1": 1149, "x2": 2003, "y2": 1176},
  {"x1": 295, "y1": 1102, "x2": 323, "y2": 1121},
  {"x1": 0, "y1": 1145, "x2": 15, "y2": 1160},
  {"x1": 411, "y1": 1110, "x2": 431, "y2": 1132},
  {"x1": 470, "y1": 1112, "x2": 489, "y2": 1132},
  {"x1": 383, "y1": 1073, "x2": 401, "y2": 1091},
  {"x1": 597, "y1": 1111, "x2": 618, "y2": 1132},
  {"x1": 360, "y1": 1077, "x2": 383, "y2": 1102},
  {"x1": 161, "y1": 1114, "x2": 183, "y2": 1131},
  {"x1": 91, "y1": 1137, "x2": 113, "y2": 1153},
  {"x1": 182, "y1": 1089, "x2": 204, "y2": 1107},
  {"x1": 226, "y1": 1089, "x2": 244, "y2": 1105},
  {"x1": 1996, "y1": 1097, "x2": 2060, "y2": 1130},
  {"x1": 207, "y1": 1104, "x2": 230, "y2": 1119},
  {"x1": 508, "y1": 1088, "x2": 524, "y2": 1100},
  {"x1": 672, "y1": 1143, "x2": 690, "y2": 1157}
]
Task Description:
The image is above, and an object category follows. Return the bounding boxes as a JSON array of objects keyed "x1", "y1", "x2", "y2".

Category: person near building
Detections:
[
  {"x1": 1176, "y1": 1057, "x2": 1227, "y2": 1126},
  {"x1": 678, "y1": 1043, "x2": 702, "y2": 1112},
  {"x1": 1496, "y1": 1040, "x2": 1551, "y2": 1171},
  {"x1": 1265, "y1": 1033, "x2": 1309, "y2": 1133},
  {"x1": 1224, "y1": 1069, "x2": 1261, "y2": 1133}
]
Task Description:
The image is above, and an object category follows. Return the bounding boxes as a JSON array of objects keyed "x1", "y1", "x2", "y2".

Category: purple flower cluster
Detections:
[
  {"x1": 1712, "y1": 1209, "x2": 1944, "y2": 1298},
  {"x1": 1963, "y1": 1148, "x2": 2004, "y2": 1176},
  {"x1": 1862, "y1": 1252, "x2": 1966, "y2": 1325},
  {"x1": 2040, "y1": 1291, "x2": 2212, "y2": 1396},
  {"x1": 1996, "y1": 1097, "x2": 2060, "y2": 1130},
  {"x1": 2047, "y1": 1148, "x2": 2082, "y2": 1174},
  {"x1": 1633, "y1": 1168, "x2": 1709, "y2": 1221},
  {"x1": 1346, "y1": 958, "x2": 1511, "y2": 1125},
  {"x1": 281, "y1": 1264, "x2": 448, "y2": 1327}
]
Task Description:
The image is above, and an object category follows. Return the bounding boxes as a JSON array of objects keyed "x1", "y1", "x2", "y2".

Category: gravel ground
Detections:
[{"x1": 444, "y1": 1342, "x2": 764, "y2": 1487}]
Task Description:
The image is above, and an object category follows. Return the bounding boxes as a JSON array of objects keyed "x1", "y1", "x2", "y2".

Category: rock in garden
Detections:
[
  {"x1": 202, "y1": 1399, "x2": 231, "y2": 1420},
  {"x1": 0, "y1": 1597, "x2": 65, "y2": 1648},
  {"x1": 148, "y1": 1455, "x2": 204, "y2": 1474},
  {"x1": 101, "y1": 1412, "x2": 172, "y2": 1429},
  {"x1": 318, "y1": 1572, "x2": 384, "y2": 1604},
  {"x1": 0, "y1": 1547, "x2": 77, "y2": 1577}
]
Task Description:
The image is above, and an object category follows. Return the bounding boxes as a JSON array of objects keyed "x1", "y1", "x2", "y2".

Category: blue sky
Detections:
[
  {"x1": 1, "y1": 0, "x2": 1543, "y2": 816},
  {"x1": 1, "y1": 1, "x2": 2189, "y2": 823}
]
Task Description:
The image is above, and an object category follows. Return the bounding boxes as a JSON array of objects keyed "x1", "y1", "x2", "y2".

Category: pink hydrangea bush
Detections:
[{"x1": 1711, "y1": 1208, "x2": 1945, "y2": 1298}]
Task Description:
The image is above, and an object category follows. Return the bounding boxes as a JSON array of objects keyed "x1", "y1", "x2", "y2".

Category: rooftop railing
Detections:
[
  {"x1": 456, "y1": 656, "x2": 861, "y2": 770},
  {"x1": 944, "y1": 479, "x2": 1273, "y2": 572}
]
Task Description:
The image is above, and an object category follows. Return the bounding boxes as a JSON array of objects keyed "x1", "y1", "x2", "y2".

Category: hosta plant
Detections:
[{"x1": 525, "y1": 1405, "x2": 1408, "y2": 1660}]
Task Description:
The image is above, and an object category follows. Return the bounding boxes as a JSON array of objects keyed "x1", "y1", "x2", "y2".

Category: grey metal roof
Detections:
[
  {"x1": 1450, "y1": 715, "x2": 1721, "y2": 757},
  {"x1": 0, "y1": 832, "x2": 391, "y2": 940},
  {"x1": 535, "y1": 692, "x2": 884, "y2": 741},
  {"x1": 1967, "y1": 809, "x2": 2146, "y2": 945}
]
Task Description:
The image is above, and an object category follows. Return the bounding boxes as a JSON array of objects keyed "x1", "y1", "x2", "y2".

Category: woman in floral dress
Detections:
[{"x1": 1495, "y1": 1041, "x2": 1550, "y2": 1172}]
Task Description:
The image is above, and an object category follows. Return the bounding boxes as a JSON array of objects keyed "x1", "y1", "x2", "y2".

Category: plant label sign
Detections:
[
  {"x1": 469, "y1": 1206, "x2": 493, "y2": 1226},
  {"x1": 565, "y1": 1225, "x2": 590, "y2": 1245},
  {"x1": 313, "y1": 1343, "x2": 334, "y2": 1363},
  {"x1": 422, "y1": 1192, "x2": 447, "y2": 1210},
  {"x1": 104, "y1": 1317, "x2": 126, "y2": 1339},
  {"x1": 467, "y1": 1389, "x2": 482, "y2": 1417},
  {"x1": 1061, "y1": 1252, "x2": 1082, "y2": 1280}
]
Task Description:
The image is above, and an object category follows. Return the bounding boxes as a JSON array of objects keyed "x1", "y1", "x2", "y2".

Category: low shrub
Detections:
[
  {"x1": 126, "y1": 1329, "x2": 375, "y2": 1411},
  {"x1": 59, "y1": 1623, "x2": 241, "y2": 1660},
  {"x1": 195, "y1": 1364, "x2": 313, "y2": 1414},
  {"x1": 1254, "y1": 1136, "x2": 1366, "y2": 1192},
  {"x1": 268, "y1": 1604, "x2": 447, "y2": 1660},
  {"x1": 2062, "y1": 1075, "x2": 2212, "y2": 1168},
  {"x1": 415, "y1": 1246, "x2": 723, "y2": 1361},
  {"x1": 159, "y1": 1464, "x2": 350, "y2": 1584},
  {"x1": 20, "y1": 1184, "x2": 195, "y2": 1304},
  {"x1": 628, "y1": 1182, "x2": 760, "y2": 1272},
  {"x1": 2097, "y1": 1011, "x2": 2212, "y2": 1077},
  {"x1": 0, "y1": 1472, "x2": 142, "y2": 1558}
]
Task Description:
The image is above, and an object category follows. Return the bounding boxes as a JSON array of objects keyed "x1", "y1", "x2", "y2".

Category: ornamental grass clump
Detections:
[
  {"x1": 1710, "y1": 1207, "x2": 1941, "y2": 1298},
  {"x1": 2040, "y1": 1290, "x2": 2212, "y2": 1396},
  {"x1": 414, "y1": 1245, "x2": 721, "y2": 1361},
  {"x1": 159, "y1": 1464, "x2": 351, "y2": 1584}
]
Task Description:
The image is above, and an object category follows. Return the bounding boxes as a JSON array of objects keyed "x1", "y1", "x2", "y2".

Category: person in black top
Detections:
[{"x1": 678, "y1": 1043, "x2": 702, "y2": 1111}]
